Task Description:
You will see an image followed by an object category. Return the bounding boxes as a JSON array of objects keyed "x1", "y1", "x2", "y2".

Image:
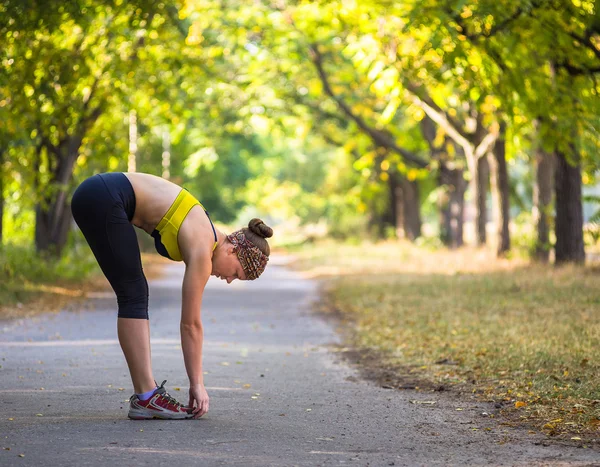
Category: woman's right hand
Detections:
[{"x1": 188, "y1": 384, "x2": 209, "y2": 418}]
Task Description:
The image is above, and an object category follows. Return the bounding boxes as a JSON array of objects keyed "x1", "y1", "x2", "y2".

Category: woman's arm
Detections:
[{"x1": 180, "y1": 255, "x2": 211, "y2": 417}]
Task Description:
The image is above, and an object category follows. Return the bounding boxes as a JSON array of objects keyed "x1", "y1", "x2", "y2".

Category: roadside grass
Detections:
[
  {"x1": 0, "y1": 244, "x2": 168, "y2": 320},
  {"x1": 288, "y1": 240, "x2": 600, "y2": 441}
]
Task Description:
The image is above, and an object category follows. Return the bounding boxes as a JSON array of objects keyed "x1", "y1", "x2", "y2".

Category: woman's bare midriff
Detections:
[{"x1": 123, "y1": 172, "x2": 182, "y2": 234}]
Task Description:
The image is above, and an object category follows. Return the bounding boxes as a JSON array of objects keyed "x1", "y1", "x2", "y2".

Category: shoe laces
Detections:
[{"x1": 155, "y1": 380, "x2": 182, "y2": 408}]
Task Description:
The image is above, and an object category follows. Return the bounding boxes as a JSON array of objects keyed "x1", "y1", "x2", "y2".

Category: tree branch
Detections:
[
  {"x1": 309, "y1": 43, "x2": 427, "y2": 168},
  {"x1": 407, "y1": 92, "x2": 473, "y2": 153},
  {"x1": 403, "y1": 81, "x2": 467, "y2": 139},
  {"x1": 474, "y1": 131, "x2": 499, "y2": 160},
  {"x1": 565, "y1": 30, "x2": 600, "y2": 62}
]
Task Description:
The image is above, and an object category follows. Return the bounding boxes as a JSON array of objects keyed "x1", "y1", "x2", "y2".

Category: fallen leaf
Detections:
[
  {"x1": 515, "y1": 401, "x2": 527, "y2": 408},
  {"x1": 571, "y1": 437, "x2": 581, "y2": 440},
  {"x1": 18, "y1": 454, "x2": 24, "y2": 457},
  {"x1": 243, "y1": 384, "x2": 251, "y2": 389},
  {"x1": 174, "y1": 388, "x2": 181, "y2": 391},
  {"x1": 8, "y1": 418, "x2": 14, "y2": 421},
  {"x1": 251, "y1": 396, "x2": 258, "y2": 400},
  {"x1": 139, "y1": 429, "x2": 143, "y2": 432},
  {"x1": 4, "y1": 447, "x2": 10, "y2": 450},
  {"x1": 118, "y1": 388, "x2": 124, "y2": 391},
  {"x1": 279, "y1": 414, "x2": 285, "y2": 416},
  {"x1": 306, "y1": 409, "x2": 312, "y2": 412},
  {"x1": 220, "y1": 362, "x2": 230, "y2": 366},
  {"x1": 456, "y1": 408, "x2": 464, "y2": 411},
  {"x1": 35, "y1": 414, "x2": 43, "y2": 417},
  {"x1": 409, "y1": 400, "x2": 437, "y2": 405}
]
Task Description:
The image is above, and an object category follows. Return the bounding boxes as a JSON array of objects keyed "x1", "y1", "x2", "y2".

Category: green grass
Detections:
[
  {"x1": 289, "y1": 240, "x2": 600, "y2": 438},
  {"x1": 0, "y1": 242, "x2": 99, "y2": 312}
]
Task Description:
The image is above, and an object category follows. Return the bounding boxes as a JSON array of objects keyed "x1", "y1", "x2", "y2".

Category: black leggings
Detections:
[{"x1": 71, "y1": 173, "x2": 149, "y2": 319}]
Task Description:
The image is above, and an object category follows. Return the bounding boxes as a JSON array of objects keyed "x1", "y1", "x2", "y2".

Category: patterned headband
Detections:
[{"x1": 226, "y1": 230, "x2": 269, "y2": 280}]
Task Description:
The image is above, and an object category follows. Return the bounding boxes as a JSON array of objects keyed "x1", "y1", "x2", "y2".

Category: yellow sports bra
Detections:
[{"x1": 151, "y1": 189, "x2": 218, "y2": 262}]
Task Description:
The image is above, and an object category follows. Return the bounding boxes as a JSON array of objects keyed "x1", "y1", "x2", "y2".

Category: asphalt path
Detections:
[{"x1": 1, "y1": 256, "x2": 598, "y2": 466}]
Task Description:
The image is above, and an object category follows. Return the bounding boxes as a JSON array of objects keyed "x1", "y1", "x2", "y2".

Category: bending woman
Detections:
[{"x1": 71, "y1": 172, "x2": 272, "y2": 420}]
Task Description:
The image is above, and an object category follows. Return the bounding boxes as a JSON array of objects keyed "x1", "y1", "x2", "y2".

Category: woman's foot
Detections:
[{"x1": 128, "y1": 380, "x2": 192, "y2": 420}]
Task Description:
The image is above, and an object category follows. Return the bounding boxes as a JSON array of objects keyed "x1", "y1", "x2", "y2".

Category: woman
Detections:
[{"x1": 71, "y1": 172, "x2": 272, "y2": 420}]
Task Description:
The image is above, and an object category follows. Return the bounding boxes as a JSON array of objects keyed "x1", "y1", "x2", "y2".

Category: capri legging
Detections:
[{"x1": 71, "y1": 172, "x2": 149, "y2": 319}]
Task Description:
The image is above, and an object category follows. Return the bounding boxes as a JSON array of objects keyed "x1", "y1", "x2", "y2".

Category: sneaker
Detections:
[{"x1": 128, "y1": 380, "x2": 191, "y2": 420}]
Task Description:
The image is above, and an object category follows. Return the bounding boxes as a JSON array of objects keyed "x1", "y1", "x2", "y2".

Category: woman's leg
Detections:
[
  {"x1": 72, "y1": 174, "x2": 155, "y2": 394},
  {"x1": 118, "y1": 318, "x2": 155, "y2": 394}
]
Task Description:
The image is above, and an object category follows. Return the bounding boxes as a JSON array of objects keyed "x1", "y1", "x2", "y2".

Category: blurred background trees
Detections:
[{"x1": 1, "y1": 0, "x2": 599, "y2": 263}]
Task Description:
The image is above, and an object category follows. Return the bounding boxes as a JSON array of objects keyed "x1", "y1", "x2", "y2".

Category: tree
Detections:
[
  {"x1": 2, "y1": 1, "x2": 191, "y2": 254},
  {"x1": 436, "y1": 0, "x2": 600, "y2": 262}
]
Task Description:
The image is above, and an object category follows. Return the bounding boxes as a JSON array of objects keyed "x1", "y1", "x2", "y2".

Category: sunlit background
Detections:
[{"x1": 1, "y1": 0, "x2": 599, "y2": 259}]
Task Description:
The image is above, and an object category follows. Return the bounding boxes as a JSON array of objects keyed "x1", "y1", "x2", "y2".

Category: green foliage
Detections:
[
  {"x1": 511, "y1": 211, "x2": 541, "y2": 258},
  {"x1": 0, "y1": 233, "x2": 97, "y2": 284},
  {"x1": 1, "y1": 0, "x2": 599, "y2": 253},
  {"x1": 0, "y1": 232, "x2": 98, "y2": 307}
]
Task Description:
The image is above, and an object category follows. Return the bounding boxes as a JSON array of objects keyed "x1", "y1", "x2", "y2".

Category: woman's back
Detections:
[{"x1": 123, "y1": 172, "x2": 181, "y2": 234}]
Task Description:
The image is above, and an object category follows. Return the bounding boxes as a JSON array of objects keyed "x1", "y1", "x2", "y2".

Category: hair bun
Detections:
[{"x1": 248, "y1": 218, "x2": 273, "y2": 239}]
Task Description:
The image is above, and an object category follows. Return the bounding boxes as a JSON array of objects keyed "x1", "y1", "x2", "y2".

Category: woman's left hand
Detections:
[{"x1": 188, "y1": 384, "x2": 209, "y2": 419}]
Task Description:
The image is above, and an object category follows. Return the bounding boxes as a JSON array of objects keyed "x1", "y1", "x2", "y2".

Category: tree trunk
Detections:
[
  {"x1": 474, "y1": 155, "x2": 489, "y2": 246},
  {"x1": 394, "y1": 182, "x2": 405, "y2": 239},
  {"x1": 128, "y1": 109, "x2": 138, "y2": 173},
  {"x1": 387, "y1": 171, "x2": 399, "y2": 237},
  {"x1": 162, "y1": 129, "x2": 171, "y2": 179},
  {"x1": 368, "y1": 208, "x2": 387, "y2": 239},
  {"x1": 420, "y1": 116, "x2": 464, "y2": 247},
  {"x1": 398, "y1": 177, "x2": 421, "y2": 241},
  {"x1": 388, "y1": 172, "x2": 421, "y2": 241},
  {"x1": 533, "y1": 147, "x2": 555, "y2": 262},
  {"x1": 439, "y1": 163, "x2": 466, "y2": 248},
  {"x1": 35, "y1": 136, "x2": 83, "y2": 256},
  {"x1": 554, "y1": 149, "x2": 585, "y2": 264},
  {"x1": 488, "y1": 122, "x2": 510, "y2": 256},
  {"x1": 451, "y1": 169, "x2": 466, "y2": 248}
]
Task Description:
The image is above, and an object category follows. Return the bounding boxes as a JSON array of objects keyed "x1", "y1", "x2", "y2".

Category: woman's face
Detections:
[{"x1": 211, "y1": 244, "x2": 247, "y2": 283}]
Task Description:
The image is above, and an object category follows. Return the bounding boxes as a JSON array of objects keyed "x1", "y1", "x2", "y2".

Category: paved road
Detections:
[{"x1": 1, "y1": 257, "x2": 598, "y2": 466}]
